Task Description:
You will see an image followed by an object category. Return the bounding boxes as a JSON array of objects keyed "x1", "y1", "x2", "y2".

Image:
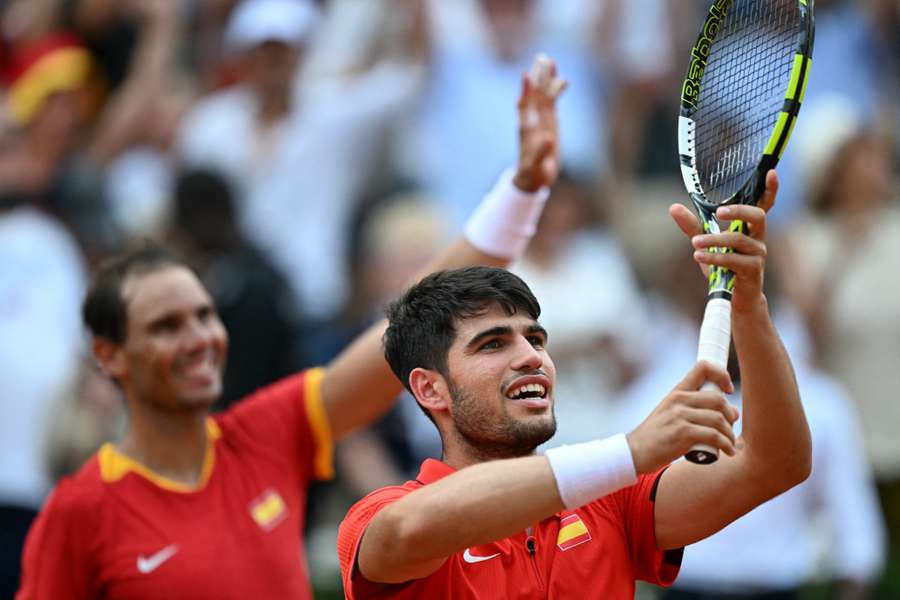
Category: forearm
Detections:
[
  {"x1": 361, "y1": 456, "x2": 563, "y2": 581},
  {"x1": 732, "y1": 298, "x2": 810, "y2": 490}
]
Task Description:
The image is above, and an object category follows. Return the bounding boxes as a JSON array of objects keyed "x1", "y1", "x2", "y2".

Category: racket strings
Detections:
[{"x1": 694, "y1": 0, "x2": 798, "y2": 205}]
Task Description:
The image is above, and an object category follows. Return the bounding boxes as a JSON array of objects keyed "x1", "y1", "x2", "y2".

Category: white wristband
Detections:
[
  {"x1": 544, "y1": 433, "x2": 638, "y2": 510},
  {"x1": 463, "y1": 168, "x2": 550, "y2": 260}
]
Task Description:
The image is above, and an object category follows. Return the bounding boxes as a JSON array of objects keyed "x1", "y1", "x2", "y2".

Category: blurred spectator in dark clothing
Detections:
[{"x1": 168, "y1": 167, "x2": 306, "y2": 410}]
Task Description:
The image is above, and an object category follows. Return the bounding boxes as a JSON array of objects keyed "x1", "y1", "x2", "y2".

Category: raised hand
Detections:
[
  {"x1": 513, "y1": 54, "x2": 567, "y2": 193},
  {"x1": 669, "y1": 170, "x2": 778, "y2": 314},
  {"x1": 627, "y1": 361, "x2": 739, "y2": 474}
]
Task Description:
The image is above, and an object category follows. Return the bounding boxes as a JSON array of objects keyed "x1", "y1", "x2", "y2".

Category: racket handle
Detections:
[{"x1": 687, "y1": 297, "x2": 733, "y2": 464}]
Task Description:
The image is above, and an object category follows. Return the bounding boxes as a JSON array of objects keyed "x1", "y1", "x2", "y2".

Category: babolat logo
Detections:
[{"x1": 682, "y1": 0, "x2": 731, "y2": 107}]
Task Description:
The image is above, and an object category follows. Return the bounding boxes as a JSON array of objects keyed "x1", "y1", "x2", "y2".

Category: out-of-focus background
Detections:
[{"x1": 0, "y1": 0, "x2": 897, "y2": 598}]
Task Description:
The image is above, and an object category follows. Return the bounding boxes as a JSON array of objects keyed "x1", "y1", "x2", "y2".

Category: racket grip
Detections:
[{"x1": 687, "y1": 298, "x2": 733, "y2": 464}]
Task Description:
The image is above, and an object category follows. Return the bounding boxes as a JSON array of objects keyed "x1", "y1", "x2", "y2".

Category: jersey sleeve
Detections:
[
  {"x1": 16, "y1": 480, "x2": 100, "y2": 599},
  {"x1": 604, "y1": 468, "x2": 682, "y2": 586},
  {"x1": 217, "y1": 368, "x2": 333, "y2": 483},
  {"x1": 337, "y1": 486, "x2": 412, "y2": 600}
]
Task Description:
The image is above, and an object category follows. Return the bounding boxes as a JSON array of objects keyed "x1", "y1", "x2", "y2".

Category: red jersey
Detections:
[
  {"x1": 338, "y1": 459, "x2": 682, "y2": 599},
  {"x1": 17, "y1": 368, "x2": 332, "y2": 600}
]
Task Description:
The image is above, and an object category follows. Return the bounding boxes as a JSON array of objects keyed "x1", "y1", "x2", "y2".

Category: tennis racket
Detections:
[{"x1": 677, "y1": 0, "x2": 814, "y2": 463}]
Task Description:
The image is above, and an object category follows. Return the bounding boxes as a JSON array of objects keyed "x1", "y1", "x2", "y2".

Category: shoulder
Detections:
[
  {"x1": 343, "y1": 483, "x2": 416, "y2": 525},
  {"x1": 33, "y1": 456, "x2": 106, "y2": 535},
  {"x1": 337, "y1": 483, "x2": 418, "y2": 581},
  {"x1": 339, "y1": 483, "x2": 418, "y2": 546}
]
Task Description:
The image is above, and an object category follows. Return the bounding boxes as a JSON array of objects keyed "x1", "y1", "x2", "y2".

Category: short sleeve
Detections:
[
  {"x1": 217, "y1": 368, "x2": 333, "y2": 483},
  {"x1": 337, "y1": 486, "x2": 412, "y2": 600},
  {"x1": 16, "y1": 481, "x2": 99, "y2": 599},
  {"x1": 606, "y1": 468, "x2": 682, "y2": 586}
]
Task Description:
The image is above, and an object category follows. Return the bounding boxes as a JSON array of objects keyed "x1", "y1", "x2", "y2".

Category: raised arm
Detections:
[
  {"x1": 652, "y1": 170, "x2": 812, "y2": 549},
  {"x1": 321, "y1": 55, "x2": 566, "y2": 441}
]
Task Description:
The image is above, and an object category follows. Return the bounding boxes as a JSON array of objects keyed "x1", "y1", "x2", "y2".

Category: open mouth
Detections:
[
  {"x1": 505, "y1": 379, "x2": 550, "y2": 409},
  {"x1": 506, "y1": 383, "x2": 547, "y2": 401}
]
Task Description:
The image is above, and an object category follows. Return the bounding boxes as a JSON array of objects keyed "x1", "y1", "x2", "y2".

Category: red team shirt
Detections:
[
  {"x1": 16, "y1": 368, "x2": 332, "y2": 600},
  {"x1": 338, "y1": 459, "x2": 682, "y2": 599}
]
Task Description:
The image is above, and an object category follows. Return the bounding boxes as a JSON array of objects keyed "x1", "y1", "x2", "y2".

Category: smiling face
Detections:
[
  {"x1": 440, "y1": 304, "x2": 557, "y2": 459},
  {"x1": 103, "y1": 266, "x2": 228, "y2": 413}
]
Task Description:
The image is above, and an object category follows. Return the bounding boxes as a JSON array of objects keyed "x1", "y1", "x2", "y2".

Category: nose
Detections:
[{"x1": 510, "y1": 336, "x2": 543, "y2": 372}]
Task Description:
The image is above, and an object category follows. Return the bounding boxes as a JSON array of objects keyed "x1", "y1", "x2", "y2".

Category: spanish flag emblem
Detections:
[
  {"x1": 249, "y1": 488, "x2": 288, "y2": 531},
  {"x1": 556, "y1": 513, "x2": 591, "y2": 551}
]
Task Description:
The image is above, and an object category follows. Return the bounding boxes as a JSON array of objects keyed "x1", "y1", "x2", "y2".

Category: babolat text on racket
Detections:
[{"x1": 677, "y1": 0, "x2": 814, "y2": 464}]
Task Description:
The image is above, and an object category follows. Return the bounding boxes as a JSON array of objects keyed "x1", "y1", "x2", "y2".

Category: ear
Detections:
[
  {"x1": 93, "y1": 337, "x2": 127, "y2": 381},
  {"x1": 408, "y1": 368, "x2": 451, "y2": 415}
]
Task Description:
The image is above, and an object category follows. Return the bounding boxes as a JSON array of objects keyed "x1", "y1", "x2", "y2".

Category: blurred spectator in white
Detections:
[
  {"x1": 177, "y1": 0, "x2": 423, "y2": 353},
  {"x1": 395, "y1": 0, "x2": 607, "y2": 226},
  {"x1": 512, "y1": 172, "x2": 646, "y2": 448},
  {"x1": 780, "y1": 97, "x2": 900, "y2": 597},
  {"x1": 772, "y1": 0, "x2": 890, "y2": 227},
  {"x1": 596, "y1": 0, "x2": 695, "y2": 180},
  {"x1": 616, "y1": 210, "x2": 886, "y2": 600},
  {"x1": 0, "y1": 205, "x2": 86, "y2": 598}
]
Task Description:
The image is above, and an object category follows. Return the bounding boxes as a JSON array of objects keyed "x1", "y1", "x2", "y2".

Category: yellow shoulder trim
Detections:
[
  {"x1": 304, "y1": 368, "x2": 334, "y2": 480},
  {"x1": 98, "y1": 418, "x2": 219, "y2": 492}
]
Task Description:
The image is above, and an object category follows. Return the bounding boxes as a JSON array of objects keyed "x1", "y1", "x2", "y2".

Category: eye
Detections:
[
  {"x1": 155, "y1": 316, "x2": 180, "y2": 333},
  {"x1": 480, "y1": 339, "x2": 503, "y2": 351},
  {"x1": 527, "y1": 335, "x2": 545, "y2": 348}
]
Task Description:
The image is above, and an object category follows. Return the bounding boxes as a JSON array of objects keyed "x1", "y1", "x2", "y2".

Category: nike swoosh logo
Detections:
[
  {"x1": 462, "y1": 548, "x2": 500, "y2": 564},
  {"x1": 137, "y1": 544, "x2": 179, "y2": 574}
]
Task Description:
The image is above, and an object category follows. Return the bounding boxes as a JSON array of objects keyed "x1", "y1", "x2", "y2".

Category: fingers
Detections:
[
  {"x1": 692, "y1": 232, "x2": 767, "y2": 257},
  {"x1": 674, "y1": 360, "x2": 734, "y2": 394},
  {"x1": 757, "y1": 169, "x2": 779, "y2": 213},
  {"x1": 715, "y1": 204, "x2": 767, "y2": 242},
  {"x1": 669, "y1": 203, "x2": 703, "y2": 239},
  {"x1": 681, "y1": 408, "x2": 738, "y2": 455}
]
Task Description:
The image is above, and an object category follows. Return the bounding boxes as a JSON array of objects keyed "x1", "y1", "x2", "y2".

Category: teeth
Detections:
[{"x1": 508, "y1": 383, "x2": 546, "y2": 399}]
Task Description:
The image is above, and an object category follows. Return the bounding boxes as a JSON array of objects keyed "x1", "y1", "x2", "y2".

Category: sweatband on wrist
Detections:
[
  {"x1": 463, "y1": 168, "x2": 550, "y2": 260},
  {"x1": 544, "y1": 433, "x2": 638, "y2": 510}
]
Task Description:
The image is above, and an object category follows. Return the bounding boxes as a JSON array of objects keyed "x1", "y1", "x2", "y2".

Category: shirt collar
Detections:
[{"x1": 415, "y1": 458, "x2": 457, "y2": 484}]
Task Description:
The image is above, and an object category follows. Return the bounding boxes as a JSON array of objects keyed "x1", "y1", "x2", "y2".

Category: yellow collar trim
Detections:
[{"x1": 99, "y1": 418, "x2": 220, "y2": 492}]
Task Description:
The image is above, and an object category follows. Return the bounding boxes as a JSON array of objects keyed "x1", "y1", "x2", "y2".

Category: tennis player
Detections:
[
  {"x1": 15, "y1": 55, "x2": 567, "y2": 600},
  {"x1": 337, "y1": 172, "x2": 812, "y2": 598}
]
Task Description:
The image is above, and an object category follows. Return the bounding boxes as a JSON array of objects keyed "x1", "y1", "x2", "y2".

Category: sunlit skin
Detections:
[
  {"x1": 414, "y1": 305, "x2": 557, "y2": 468},
  {"x1": 110, "y1": 266, "x2": 228, "y2": 414}
]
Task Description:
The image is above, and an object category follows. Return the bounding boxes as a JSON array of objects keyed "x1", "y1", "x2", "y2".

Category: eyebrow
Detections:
[{"x1": 464, "y1": 322, "x2": 548, "y2": 352}]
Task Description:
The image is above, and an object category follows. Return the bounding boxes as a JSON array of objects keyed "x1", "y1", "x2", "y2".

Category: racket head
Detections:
[{"x1": 678, "y1": 0, "x2": 815, "y2": 215}]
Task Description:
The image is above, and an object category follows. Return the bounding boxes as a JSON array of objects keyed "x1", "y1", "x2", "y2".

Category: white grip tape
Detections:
[
  {"x1": 692, "y1": 298, "x2": 733, "y2": 459},
  {"x1": 697, "y1": 297, "x2": 732, "y2": 369}
]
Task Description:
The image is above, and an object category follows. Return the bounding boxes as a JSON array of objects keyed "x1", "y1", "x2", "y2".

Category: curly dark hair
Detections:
[{"x1": 383, "y1": 266, "x2": 541, "y2": 398}]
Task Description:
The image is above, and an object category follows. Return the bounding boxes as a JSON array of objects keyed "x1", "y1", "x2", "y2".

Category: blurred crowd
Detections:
[{"x1": 0, "y1": 0, "x2": 897, "y2": 598}]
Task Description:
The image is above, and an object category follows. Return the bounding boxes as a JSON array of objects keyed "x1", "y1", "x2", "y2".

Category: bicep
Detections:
[{"x1": 653, "y1": 451, "x2": 771, "y2": 550}]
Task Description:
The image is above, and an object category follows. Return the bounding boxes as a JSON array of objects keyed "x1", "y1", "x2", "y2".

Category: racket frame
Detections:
[{"x1": 676, "y1": 0, "x2": 814, "y2": 464}]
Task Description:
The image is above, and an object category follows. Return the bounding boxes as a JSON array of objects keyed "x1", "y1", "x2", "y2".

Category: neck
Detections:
[
  {"x1": 440, "y1": 432, "x2": 536, "y2": 471},
  {"x1": 119, "y1": 405, "x2": 209, "y2": 486}
]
